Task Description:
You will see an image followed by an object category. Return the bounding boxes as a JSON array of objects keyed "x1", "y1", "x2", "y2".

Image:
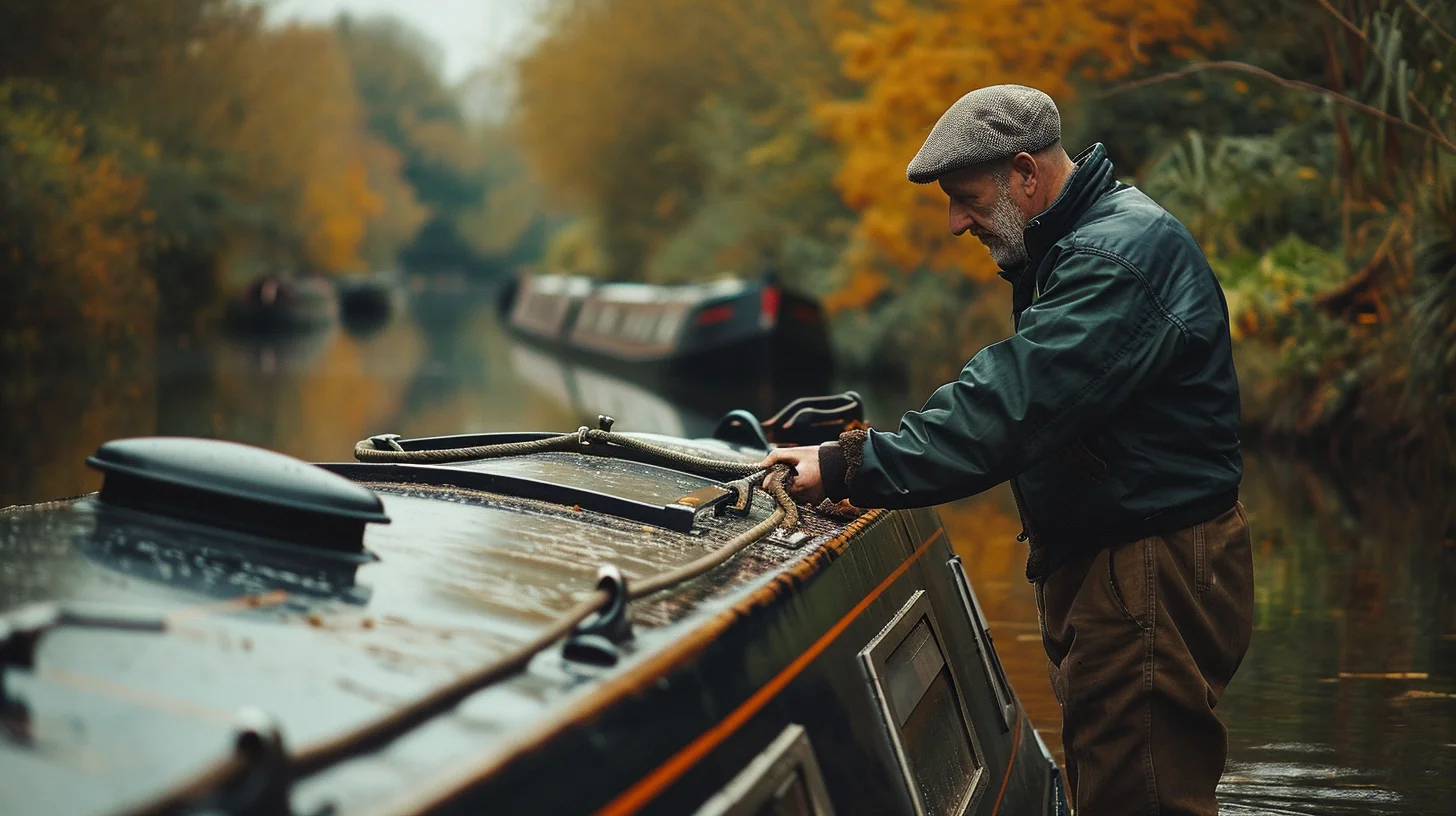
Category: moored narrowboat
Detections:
[
  {"x1": 0, "y1": 414, "x2": 1066, "y2": 815},
  {"x1": 503, "y1": 274, "x2": 831, "y2": 378},
  {"x1": 225, "y1": 275, "x2": 339, "y2": 335}
]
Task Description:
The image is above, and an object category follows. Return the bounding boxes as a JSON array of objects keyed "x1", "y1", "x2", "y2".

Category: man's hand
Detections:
[{"x1": 758, "y1": 445, "x2": 825, "y2": 505}]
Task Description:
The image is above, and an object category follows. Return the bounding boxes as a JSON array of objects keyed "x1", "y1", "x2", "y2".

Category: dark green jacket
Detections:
[{"x1": 821, "y1": 143, "x2": 1242, "y2": 580}]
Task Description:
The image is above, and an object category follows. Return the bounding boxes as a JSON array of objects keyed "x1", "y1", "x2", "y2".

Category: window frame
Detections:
[
  {"x1": 947, "y1": 555, "x2": 1019, "y2": 731},
  {"x1": 692, "y1": 723, "x2": 836, "y2": 816},
  {"x1": 859, "y1": 589, "x2": 986, "y2": 816}
]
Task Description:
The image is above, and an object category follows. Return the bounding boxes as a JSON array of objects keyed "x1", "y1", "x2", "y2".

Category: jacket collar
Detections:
[{"x1": 997, "y1": 142, "x2": 1118, "y2": 290}]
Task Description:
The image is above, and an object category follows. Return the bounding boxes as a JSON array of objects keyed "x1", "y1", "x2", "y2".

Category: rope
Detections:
[
  {"x1": 353, "y1": 433, "x2": 577, "y2": 465},
  {"x1": 113, "y1": 435, "x2": 802, "y2": 816},
  {"x1": 291, "y1": 467, "x2": 792, "y2": 778},
  {"x1": 352, "y1": 428, "x2": 763, "y2": 479}
]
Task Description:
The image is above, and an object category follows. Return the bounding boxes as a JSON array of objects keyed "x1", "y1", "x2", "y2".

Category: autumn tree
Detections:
[
  {"x1": 335, "y1": 16, "x2": 495, "y2": 275},
  {"x1": 0, "y1": 1, "x2": 427, "y2": 340},
  {"x1": 514, "y1": 0, "x2": 847, "y2": 279},
  {"x1": 815, "y1": 0, "x2": 1225, "y2": 308}
]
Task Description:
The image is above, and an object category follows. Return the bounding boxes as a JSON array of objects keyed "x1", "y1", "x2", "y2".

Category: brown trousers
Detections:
[{"x1": 1035, "y1": 503, "x2": 1254, "y2": 815}]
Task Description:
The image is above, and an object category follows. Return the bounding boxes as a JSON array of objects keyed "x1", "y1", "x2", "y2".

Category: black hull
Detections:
[
  {"x1": 385, "y1": 509, "x2": 1062, "y2": 815},
  {"x1": 224, "y1": 277, "x2": 338, "y2": 337},
  {"x1": 0, "y1": 430, "x2": 1063, "y2": 815}
]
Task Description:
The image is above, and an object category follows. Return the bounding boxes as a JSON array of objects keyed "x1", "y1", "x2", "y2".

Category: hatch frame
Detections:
[
  {"x1": 947, "y1": 555, "x2": 1018, "y2": 732},
  {"x1": 319, "y1": 462, "x2": 737, "y2": 533}
]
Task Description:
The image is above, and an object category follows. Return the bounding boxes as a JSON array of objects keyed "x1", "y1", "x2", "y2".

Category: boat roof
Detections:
[
  {"x1": 525, "y1": 274, "x2": 752, "y2": 303},
  {"x1": 0, "y1": 435, "x2": 864, "y2": 815},
  {"x1": 526, "y1": 274, "x2": 596, "y2": 297}
]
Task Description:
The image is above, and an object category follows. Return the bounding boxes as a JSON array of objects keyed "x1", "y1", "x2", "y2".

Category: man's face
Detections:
[{"x1": 939, "y1": 165, "x2": 1030, "y2": 268}]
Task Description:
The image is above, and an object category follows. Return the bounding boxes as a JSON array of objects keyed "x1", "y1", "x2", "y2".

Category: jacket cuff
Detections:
[{"x1": 820, "y1": 429, "x2": 868, "y2": 502}]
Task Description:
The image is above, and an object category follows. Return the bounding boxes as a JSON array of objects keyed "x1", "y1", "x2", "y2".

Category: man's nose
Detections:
[{"x1": 949, "y1": 205, "x2": 974, "y2": 236}]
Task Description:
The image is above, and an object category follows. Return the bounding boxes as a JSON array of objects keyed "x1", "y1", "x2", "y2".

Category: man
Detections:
[{"x1": 762, "y1": 85, "x2": 1254, "y2": 815}]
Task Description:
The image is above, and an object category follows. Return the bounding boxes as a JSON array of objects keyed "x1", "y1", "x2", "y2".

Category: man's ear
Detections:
[{"x1": 1009, "y1": 152, "x2": 1038, "y2": 196}]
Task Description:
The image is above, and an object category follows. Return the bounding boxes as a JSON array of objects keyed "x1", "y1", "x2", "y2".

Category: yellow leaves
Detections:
[
  {"x1": 816, "y1": 0, "x2": 1220, "y2": 292},
  {"x1": 1, "y1": 81, "x2": 158, "y2": 345},
  {"x1": 302, "y1": 157, "x2": 383, "y2": 273},
  {"x1": 838, "y1": 31, "x2": 882, "y2": 81},
  {"x1": 823, "y1": 265, "x2": 890, "y2": 312}
]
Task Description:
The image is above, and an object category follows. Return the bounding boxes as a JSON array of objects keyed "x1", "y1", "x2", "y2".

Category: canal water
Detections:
[{"x1": 5, "y1": 287, "x2": 1454, "y2": 814}]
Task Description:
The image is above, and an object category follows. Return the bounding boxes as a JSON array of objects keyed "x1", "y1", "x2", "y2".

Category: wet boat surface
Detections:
[{"x1": 1, "y1": 433, "x2": 1062, "y2": 815}]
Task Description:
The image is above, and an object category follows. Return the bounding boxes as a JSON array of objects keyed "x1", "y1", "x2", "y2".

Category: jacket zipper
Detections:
[{"x1": 1009, "y1": 476, "x2": 1038, "y2": 545}]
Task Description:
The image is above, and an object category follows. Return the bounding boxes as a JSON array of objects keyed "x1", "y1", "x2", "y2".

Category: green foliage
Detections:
[
  {"x1": 1213, "y1": 236, "x2": 1348, "y2": 337},
  {"x1": 643, "y1": 98, "x2": 853, "y2": 294},
  {"x1": 1142, "y1": 128, "x2": 1341, "y2": 256},
  {"x1": 827, "y1": 271, "x2": 1011, "y2": 386},
  {"x1": 1405, "y1": 155, "x2": 1456, "y2": 428},
  {"x1": 335, "y1": 15, "x2": 545, "y2": 278}
]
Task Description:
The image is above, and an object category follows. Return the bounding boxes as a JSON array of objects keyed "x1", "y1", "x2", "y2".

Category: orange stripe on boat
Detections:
[
  {"x1": 990, "y1": 707, "x2": 1024, "y2": 815},
  {"x1": 594, "y1": 527, "x2": 945, "y2": 816}
]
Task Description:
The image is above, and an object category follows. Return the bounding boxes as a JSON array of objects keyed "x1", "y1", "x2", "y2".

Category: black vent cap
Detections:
[{"x1": 87, "y1": 438, "x2": 389, "y2": 554}]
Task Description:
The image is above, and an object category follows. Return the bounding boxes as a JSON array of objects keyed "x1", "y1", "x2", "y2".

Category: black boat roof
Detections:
[{"x1": 0, "y1": 434, "x2": 867, "y2": 815}]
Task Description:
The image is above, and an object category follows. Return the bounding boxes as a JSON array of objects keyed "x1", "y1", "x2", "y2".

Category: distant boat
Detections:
[
  {"x1": 336, "y1": 272, "x2": 405, "y2": 337},
  {"x1": 502, "y1": 274, "x2": 832, "y2": 378},
  {"x1": 224, "y1": 274, "x2": 338, "y2": 335}
]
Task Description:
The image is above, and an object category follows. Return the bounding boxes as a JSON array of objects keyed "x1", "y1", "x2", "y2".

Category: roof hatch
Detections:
[{"x1": 86, "y1": 437, "x2": 389, "y2": 555}]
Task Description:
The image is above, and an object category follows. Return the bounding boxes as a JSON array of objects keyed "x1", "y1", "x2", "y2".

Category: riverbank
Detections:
[{"x1": 1234, "y1": 333, "x2": 1456, "y2": 481}]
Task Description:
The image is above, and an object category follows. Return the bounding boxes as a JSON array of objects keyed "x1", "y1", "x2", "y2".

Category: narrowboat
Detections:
[
  {"x1": 0, "y1": 412, "x2": 1067, "y2": 815},
  {"x1": 336, "y1": 273, "x2": 405, "y2": 338},
  {"x1": 225, "y1": 275, "x2": 339, "y2": 336},
  {"x1": 502, "y1": 274, "x2": 832, "y2": 379}
]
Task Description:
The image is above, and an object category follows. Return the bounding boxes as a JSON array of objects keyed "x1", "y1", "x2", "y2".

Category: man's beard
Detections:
[{"x1": 973, "y1": 185, "x2": 1030, "y2": 269}]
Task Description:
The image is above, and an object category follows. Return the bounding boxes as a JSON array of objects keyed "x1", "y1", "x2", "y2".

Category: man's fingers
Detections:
[
  {"x1": 758, "y1": 450, "x2": 798, "y2": 470},
  {"x1": 760, "y1": 446, "x2": 816, "y2": 465}
]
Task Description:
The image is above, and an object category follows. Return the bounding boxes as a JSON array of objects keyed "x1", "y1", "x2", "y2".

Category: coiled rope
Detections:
[{"x1": 117, "y1": 431, "x2": 799, "y2": 816}]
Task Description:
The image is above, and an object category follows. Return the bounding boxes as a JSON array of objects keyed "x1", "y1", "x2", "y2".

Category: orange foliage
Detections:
[
  {"x1": 0, "y1": 83, "x2": 157, "y2": 351},
  {"x1": 303, "y1": 157, "x2": 385, "y2": 272},
  {"x1": 515, "y1": 0, "x2": 1222, "y2": 307},
  {"x1": 815, "y1": 0, "x2": 1224, "y2": 308}
]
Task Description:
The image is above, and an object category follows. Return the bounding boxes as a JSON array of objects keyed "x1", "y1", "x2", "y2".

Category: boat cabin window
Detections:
[
  {"x1": 947, "y1": 555, "x2": 1018, "y2": 731},
  {"x1": 693, "y1": 723, "x2": 836, "y2": 816},
  {"x1": 860, "y1": 590, "x2": 984, "y2": 816}
]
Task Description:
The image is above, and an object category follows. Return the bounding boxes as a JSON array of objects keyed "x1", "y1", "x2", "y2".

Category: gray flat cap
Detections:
[{"x1": 906, "y1": 84, "x2": 1061, "y2": 183}]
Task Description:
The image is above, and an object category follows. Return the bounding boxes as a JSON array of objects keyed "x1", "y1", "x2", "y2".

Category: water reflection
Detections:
[{"x1": 4, "y1": 288, "x2": 1453, "y2": 812}]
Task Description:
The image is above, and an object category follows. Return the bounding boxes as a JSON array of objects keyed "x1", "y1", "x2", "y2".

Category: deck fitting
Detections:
[{"x1": 563, "y1": 566, "x2": 634, "y2": 667}]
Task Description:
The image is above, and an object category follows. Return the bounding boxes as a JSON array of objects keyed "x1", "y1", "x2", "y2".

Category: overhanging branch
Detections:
[{"x1": 1094, "y1": 60, "x2": 1456, "y2": 155}]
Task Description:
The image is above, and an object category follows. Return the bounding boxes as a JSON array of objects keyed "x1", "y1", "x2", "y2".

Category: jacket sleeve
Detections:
[{"x1": 849, "y1": 249, "x2": 1186, "y2": 509}]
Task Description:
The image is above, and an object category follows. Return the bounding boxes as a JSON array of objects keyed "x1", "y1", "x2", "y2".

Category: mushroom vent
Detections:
[{"x1": 86, "y1": 437, "x2": 389, "y2": 555}]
